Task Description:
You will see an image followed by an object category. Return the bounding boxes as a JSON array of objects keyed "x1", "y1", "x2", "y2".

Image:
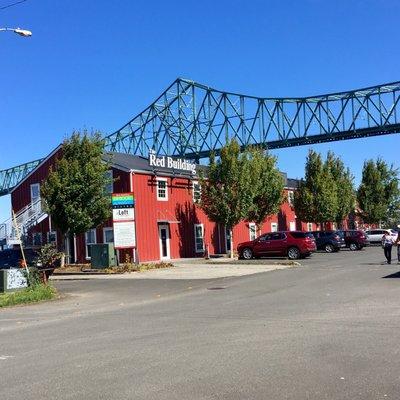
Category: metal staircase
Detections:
[{"x1": 0, "y1": 198, "x2": 48, "y2": 248}]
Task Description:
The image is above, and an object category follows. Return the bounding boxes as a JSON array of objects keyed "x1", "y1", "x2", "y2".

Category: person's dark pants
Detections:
[
  {"x1": 384, "y1": 245, "x2": 393, "y2": 264},
  {"x1": 397, "y1": 246, "x2": 400, "y2": 262}
]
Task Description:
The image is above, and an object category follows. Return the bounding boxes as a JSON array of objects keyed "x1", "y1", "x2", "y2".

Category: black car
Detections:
[
  {"x1": 310, "y1": 230, "x2": 345, "y2": 253},
  {"x1": 0, "y1": 248, "x2": 39, "y2": 269}
]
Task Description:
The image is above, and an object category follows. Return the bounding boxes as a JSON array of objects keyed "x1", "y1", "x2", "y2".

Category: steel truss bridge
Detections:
[{"x1": 1, "y1": 78, "x2": 400, "y2": 196}]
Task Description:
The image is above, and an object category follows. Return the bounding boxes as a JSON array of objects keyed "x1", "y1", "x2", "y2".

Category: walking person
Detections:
[
  {"x1": 382, "y1": 231, "x2": 395, "y2": 264},
  {"x1": 396, "y1": 233, "x2": 400, "y2": 263}
]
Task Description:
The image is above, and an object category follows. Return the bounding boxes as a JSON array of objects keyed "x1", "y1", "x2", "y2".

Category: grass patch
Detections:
[{"x1": 0, "y1": 284, "x2": 56, "y2": 308}]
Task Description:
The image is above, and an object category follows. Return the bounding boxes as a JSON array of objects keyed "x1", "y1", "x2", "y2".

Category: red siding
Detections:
[
  {"x1": 10, "y1": 152, "x2": 326, "y2": 264},
  {"x1": 11, "y1": 149, "x2": 61, "y2": 213}
]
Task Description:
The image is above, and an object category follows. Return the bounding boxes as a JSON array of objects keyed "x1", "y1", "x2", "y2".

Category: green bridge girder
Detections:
[
  {"x1": 0, "y1": 159, "x2": 44, "y2": 196},
  {"x1": 1, "y1": 78, "x2": 400, "y2": 196}
]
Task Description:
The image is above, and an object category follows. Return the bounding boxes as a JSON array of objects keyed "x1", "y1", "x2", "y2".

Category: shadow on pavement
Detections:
[{"x1": 382, "y1": 271, "x2": 400, "y2": 279}]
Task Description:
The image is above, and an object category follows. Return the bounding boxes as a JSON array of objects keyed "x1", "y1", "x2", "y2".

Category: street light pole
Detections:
[{"x1": 0, "y1": 27, "x2": 32, "y2": 37}]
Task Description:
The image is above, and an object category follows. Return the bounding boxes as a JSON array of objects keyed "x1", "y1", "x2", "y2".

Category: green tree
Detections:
[
  {"x1": 246, "y1": 147, "x2": 285, "y2": 231},
  {"x1": 199, "y1": 140, "x2": 255, "y2": 258},
  {"x1": 357, "y1": 159, "x2": 399, "y2": 225},
  {"x1": 325, "y1": 151, "x2": 355, "y2": 228},
  {"x1": 41, "y1": 131, "x2": 112, "y2": 253},
  {"x1": 199, "y1": 140, "x2": 284, "y2": 257},
  {"x1": 294, "y1": 150, "x2": 338, "y2": 229}
]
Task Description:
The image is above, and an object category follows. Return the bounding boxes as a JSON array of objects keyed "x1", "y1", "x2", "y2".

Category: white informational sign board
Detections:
[
  {"x1": 113, "y1": 208, "x2": 135, "y2": 222},
  {"x1": 7, "y1": 268, "x2": 28, "y2": 290},
  {"x1": 114, "y1": 221, "x2": 136, "y2": 248}
]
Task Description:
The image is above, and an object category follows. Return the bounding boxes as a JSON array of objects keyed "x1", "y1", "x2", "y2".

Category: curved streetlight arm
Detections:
[{"x1": 0, "y1": 27, "x2": 32, "y2": 37}]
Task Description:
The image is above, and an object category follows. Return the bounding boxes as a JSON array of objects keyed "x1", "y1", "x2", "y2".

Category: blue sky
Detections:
[{"x1": 0, "y1": 0, "x2": 399, "y2": 221}]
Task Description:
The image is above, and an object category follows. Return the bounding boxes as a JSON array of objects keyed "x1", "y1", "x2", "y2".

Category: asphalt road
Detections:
[{"x1": 1, "y1": 246, "x2": 400, "y2": 399}]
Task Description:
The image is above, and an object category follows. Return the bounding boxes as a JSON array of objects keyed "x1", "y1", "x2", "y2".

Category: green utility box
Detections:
[
  {"x1": 0, "y1": 268, "x2": 28, "y2": 293},
  {"x1": 90, "y1": 243, "x2": 117, "y2": 269}
]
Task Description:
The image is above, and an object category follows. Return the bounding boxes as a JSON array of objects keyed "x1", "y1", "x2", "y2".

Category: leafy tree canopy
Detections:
[
  {"x1": 357, "y1": 158, "x2": 399, "y2": 225},
  {"x1": 246, "y1": 147, "x2": 285, "y2": 229},
  {"x1": 294, "y1": 150, "x2": 338, "y2": 226},
  {"x1": 325, "y1": 151, "x2": 355, "y2": 227},
  {"x1": 199, "y1": 139, "x2": 284, "y2": 256},
  {"x1": 41, "y1": 131, "x2": 112, "y2": 237}
]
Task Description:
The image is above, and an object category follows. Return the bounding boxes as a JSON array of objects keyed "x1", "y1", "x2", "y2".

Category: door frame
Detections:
[
  {"x1": 158, "y1": 224, "x2": 171, "y2": 260},
  {"x1": 224, "y1": 226, "x2": 231, "y2": 253}
]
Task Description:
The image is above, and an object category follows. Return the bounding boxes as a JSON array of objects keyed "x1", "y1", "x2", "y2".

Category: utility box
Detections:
[
  {"x1": 0, "y1": 268, "x2": 28, "y2": 293},
  {"x1": 90, "y1": 244, "x2": 117, "y2": 269}
]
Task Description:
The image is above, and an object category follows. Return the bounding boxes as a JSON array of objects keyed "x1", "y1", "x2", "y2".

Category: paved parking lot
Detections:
[{"x1": 1, "y1": 245, "x2": 400, "y2": 400}]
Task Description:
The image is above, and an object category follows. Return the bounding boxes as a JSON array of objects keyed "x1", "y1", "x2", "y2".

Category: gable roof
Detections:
[
  {"x1": 10, "y1": 144, "x2": 62, "y2": 193},
  {"x1": 104, "y1": 152, "x2": 208, "y2": 179}
]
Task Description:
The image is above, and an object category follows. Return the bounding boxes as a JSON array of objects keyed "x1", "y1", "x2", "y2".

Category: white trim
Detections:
[
  {"x1": 287, "y1": 190, "x2": 294, "y2": 206},
  {"x1": 47, "y1": 231, "x2": 57, "y2": 244},
  {"x1": 307, "y1": 222, "x2": 313, "y2": 232},
  {"x1": 156, "y1": 177, "x2": 168, "y2": 201},
  {"x1": 271, "y1": 222, "x2": 278, "y2": 232},
  {"x1": 85, "y1": 229, "x2": 97, "y2": 260},
  {"x1": 103, "y1": 227, "x2": 114, "y2": 243},
  {"x1": 32, "y1": 232, "x2": 42, "y2": 246},
  {"x1": 194, "y1": 223, "x2": 205, "y2": 253},
  {"x1": 10, "y1": 144, "x2": 62, "y2": 194},
  {"x1": 289, "y1": 221, "x2": 296, "y2": 231},
  {"x1": 192, "y1": 180, "x2": 201, "y2": 203},
  {"x1": 104, "y1": 170, "x2": 113, "y2": 194},
  {"x1": 158, "y1": 224, "x2": 170, "y2": 259},
  {"x1": 30, "y1": 183, "x2": 40, "y2": 203},
  {"x1": 249, "y1": 222, "x2": 257, "y2": 241}
]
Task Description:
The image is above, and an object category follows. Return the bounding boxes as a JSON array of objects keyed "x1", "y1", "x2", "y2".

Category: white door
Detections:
[{"x1": 158, "y1": 224, "x2": 170, "y2": 260}]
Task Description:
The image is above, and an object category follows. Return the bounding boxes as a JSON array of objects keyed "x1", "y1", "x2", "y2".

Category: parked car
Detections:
[
  {"x1": 365, "y1": 229, "x2": 398, "y2": 244},
  {"x1": 310, "y1": 230, "x2": 345, "y2": 252},
  {"x1": 0, "y1": 248, "x2": 39, "y2": 269},
  {"x1": 237, "y1": 231, "x2": 317, "y2": 260},
  {"x1": 337, "y1": 230, "x2": 369, "y2": 250}
]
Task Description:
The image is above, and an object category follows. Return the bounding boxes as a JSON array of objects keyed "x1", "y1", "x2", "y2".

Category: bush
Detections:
[{"x1": 104, "y1": 261, "x2": 174, "y2": 274}]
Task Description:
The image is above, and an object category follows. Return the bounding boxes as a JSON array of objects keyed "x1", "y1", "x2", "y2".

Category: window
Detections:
[
  {"x1": 103, "y1": 227, "x2": 114, "y2": 243},
  {"x1": 33, "y1": 232, "x2": 42, "y2": 246},
  {"x1": 85, "y1": 229, "x2": 97, "y2": 259},
  {"x1": 287, "y1": 191, "x2": 294, "y2": 206},
  {"x1": 156, "y1": 178, "x2": 168, "y2": 201},
  {"x1": 307, "y1": 222, "x2": 313, "y2": 232},
  {"x1": 290, "y1": 232, "x2": 314, "y2": 239},
  {"x1": 259, "y1": 234, "x2": 270, "y2": 241},
  {"x1": 47, "y1": 231, "x2": 57, "y2": 244},
  {"x1": 271, "y1": 222, "x2": 278, "y2": 232},
  {"x1": 249, "y1": 223, "x2": 257, "y2": 241},
  {"x1": 194, "y1": 224, "x2": 204, "y2": 253},
  {"x1": 271, "y1": 232, "x2": 286, "y2": 240},
  {"x1": 192, "y1": 181, "x2": 201, "y2": 203},
  {"x1": 30, "y1": 183, "x2": 40, "y2": 203},
  {"x1": 289, "y1": 221, "x2": 296, "y2": 231},
  {"x1": 105, "y1": 170, "x2": 113, "y2": 194}
]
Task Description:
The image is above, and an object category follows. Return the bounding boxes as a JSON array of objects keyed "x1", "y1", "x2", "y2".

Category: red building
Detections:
[{"x1": 8, "y1": 148, "x2": 320, "y2": 263}]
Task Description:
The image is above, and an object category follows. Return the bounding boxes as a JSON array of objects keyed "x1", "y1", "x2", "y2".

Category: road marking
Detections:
[{"x1": 0, "y1": 355, "x2": 14, "y2": 360}]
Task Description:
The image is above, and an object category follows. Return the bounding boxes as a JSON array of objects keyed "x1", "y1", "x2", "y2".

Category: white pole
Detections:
[{"x1": 12, "y1": 210, "x2": 29, "y2": 278}]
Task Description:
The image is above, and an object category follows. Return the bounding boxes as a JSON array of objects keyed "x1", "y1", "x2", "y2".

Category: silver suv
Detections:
[{"x1": 365, "y1": 229, "x2": 398, "y2": 244}]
